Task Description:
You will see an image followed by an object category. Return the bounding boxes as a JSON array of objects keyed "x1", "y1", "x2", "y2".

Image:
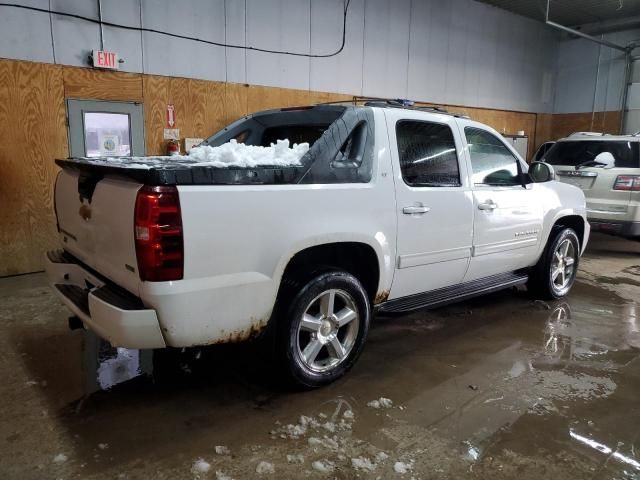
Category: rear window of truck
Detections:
[{"x1": 544, "y1": 140, "x2": 640, "y2": 168}]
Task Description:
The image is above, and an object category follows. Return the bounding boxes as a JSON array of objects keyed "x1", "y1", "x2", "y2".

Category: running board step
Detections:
[{"x1": 377, "y1": 272, "x2": 528, "y2": 314}]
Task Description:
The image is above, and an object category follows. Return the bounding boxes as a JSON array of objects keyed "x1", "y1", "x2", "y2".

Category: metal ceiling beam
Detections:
[
  {"x1": 545, "y1": 0, "x2": 629, "y2": 52},
  {"x1": 574, "y1": 15, "x2": 640, "y2": 36}
]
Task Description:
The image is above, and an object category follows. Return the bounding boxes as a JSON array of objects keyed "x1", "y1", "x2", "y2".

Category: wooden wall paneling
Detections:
[
  {"x1": 550, "y1": 112, "x2": 592, "y2": 140},
  {"x1": 166, "y1": 77, "x2": 191, "y2": 146},
  {"x1": 29, "y1": 64, "x2": 68, "y2": 273},
  {"x1": 142, "y1": 75, "x2": 171, "y2": 155},
  {"x1": 549, "y1": 111, "x2": 622, "y2": 142},
  {"x1": 199, "y1": 80, "x2": 226, "y2": 140},
  {"x1": 0, "y1": 60, "x2": 67, "y2": 276},
  {"x1": 534, "y1": 113, "x2": 554, "y2": 150},
  {"x1": 0, "y1": 60, "x2": 33, "y2": 275},
  {"x1": 602, "y1": 111, "x2": 622, "y2": 133},
  {"x1": 285, "y1": 88, "x2": 315, "y2": 108},
  {"x1": 63, "y1": 66, "x2": 143, "y2": 102},
  {"x1": 247, "y1": 85, "x2": 288, "y2": 113},
  {"x1": 224, "y1": 83, "x2": 249, "y2": 125}
]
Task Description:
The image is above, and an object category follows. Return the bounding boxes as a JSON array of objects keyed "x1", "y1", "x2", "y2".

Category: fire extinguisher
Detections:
[{"x1": 166, "y1": 139, "x2": 180, "y2": 156}]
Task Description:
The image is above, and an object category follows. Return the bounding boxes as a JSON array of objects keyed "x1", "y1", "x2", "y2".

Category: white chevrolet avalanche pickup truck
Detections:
[{"x1": 46, "y1": 101, "x2": 590, "y2": 387}]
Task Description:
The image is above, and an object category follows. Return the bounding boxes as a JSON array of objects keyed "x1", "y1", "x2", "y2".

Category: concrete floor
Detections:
[{"x1": 1, "y1": 233, "x2": 639, "y2": 479}]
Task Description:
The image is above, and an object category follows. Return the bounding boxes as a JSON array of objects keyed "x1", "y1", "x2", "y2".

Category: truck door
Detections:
[
  {"x1": 386, "y1": 110, "x2": 474, "y2": 300},
  {"x1": 457, "y1": 121, "x2": 544, "y2": 281}
]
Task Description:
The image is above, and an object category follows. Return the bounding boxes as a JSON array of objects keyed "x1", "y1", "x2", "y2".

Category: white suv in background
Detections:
[{"x1": 543, "y1": 133, "x2": 640, "y2": 238}]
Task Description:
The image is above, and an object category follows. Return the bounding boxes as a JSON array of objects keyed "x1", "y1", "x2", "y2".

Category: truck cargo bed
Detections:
[{"x1": 55, "y1": 157, "x2": 305, "y2": 186}]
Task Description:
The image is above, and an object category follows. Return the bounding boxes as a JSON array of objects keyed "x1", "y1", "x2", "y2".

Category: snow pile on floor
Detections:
[
  {"x1": 214, "y1": 445, "x2": 231, "y2": 455},
  {"x1": 255, "y1": 461, "x2": 275, "y2": 475},
  {"x1": 375, "y1": 452, "x2": 390, "y2": 463},
  {"x1": 272, "y1": 413, "x2": 353, "y2": 440},
  {"x1": 308, "y1": 436, "x2": 340, "y2": 450},
  {"x1": 367, "y1": 397, "x2": 393, "y2": 409},
  {"x1": 351, "y1": 456, "x2": 377, "y2": 471},
  {"x1": 188, "y1": 139, "x2": 309, "y2": 168},
  {"x1": 191, "y1": 458, "x2": 211, "y2": 474},
  {"x1": 311, "y1": 459, "x2": 335, "y2": 473},
  {"x1": 286, "y1": 454, "x2": 305, "y2": 464},
  {"x1": 52, "y1": 453, "x2": 68, "y2": 464},
  {"x1": 393, "y1": 460, "x2": 415, "y2": 474}
]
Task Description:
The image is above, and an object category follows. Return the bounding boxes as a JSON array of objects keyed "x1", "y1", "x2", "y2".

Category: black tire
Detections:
[
  {"x1": 275, "y1": 270, "x2": 370, "y2": 389},
  {"x1": 528, "y1": 227, "x2": 580, "y2": 300}
]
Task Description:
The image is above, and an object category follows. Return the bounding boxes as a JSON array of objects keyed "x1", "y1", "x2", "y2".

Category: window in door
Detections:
[
  {"x1": 396, "y1": 120, "x2": 460, "y2": 186},
  {"x1": 83, "y1": 112, "x2": 131, "y2": 157},
  {"x1": 465, "y1": 127, "x2": 520, "y2": 186}
]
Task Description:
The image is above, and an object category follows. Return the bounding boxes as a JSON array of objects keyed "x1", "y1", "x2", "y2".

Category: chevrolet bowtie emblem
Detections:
[{"x1": 79, "y1": 204, "x2": 92, "y2": 221}]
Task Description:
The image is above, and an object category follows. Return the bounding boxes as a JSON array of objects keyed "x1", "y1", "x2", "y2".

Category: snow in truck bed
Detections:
[{"x1": 75, "y1": 139, "x2": 310, "y2": 169}]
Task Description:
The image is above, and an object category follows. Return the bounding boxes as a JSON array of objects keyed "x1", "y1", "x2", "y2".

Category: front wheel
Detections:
[
  {"x1": 276, "y1": 271, "x2": 371, "y2": 388},
  {"x1": 528, "y1": 227, "x2": 580, "y2": 300}
]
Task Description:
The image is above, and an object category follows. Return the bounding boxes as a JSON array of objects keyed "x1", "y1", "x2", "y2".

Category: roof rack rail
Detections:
[
  {"x1": 357, "y1": 96, "x2": 470, "y2": 118},
  {"x1": 568, "y1": 131, "x2": 607, "y2": 137},
  {"x1": 315, "y1": 96, "x2": 470, "y2": 118}
]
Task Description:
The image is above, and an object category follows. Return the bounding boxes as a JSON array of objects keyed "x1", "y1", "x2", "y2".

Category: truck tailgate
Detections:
[{"x1": 55, "y1": 169, "x2": 142, "y2": 295}]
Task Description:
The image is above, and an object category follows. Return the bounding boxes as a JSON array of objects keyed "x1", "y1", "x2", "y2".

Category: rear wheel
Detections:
[
  {"x1": 276, "y1": 271, "x2": 370, "y2": 388},
  {"x1": 528, "y1": 228, "x2": 580, "y2": 300}
]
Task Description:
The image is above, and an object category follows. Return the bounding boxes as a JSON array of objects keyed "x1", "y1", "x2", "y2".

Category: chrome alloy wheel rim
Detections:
[
  {"x1": 296, "y1": 289, "x2": 360, "y2": 373},
  {"x1": 551, "y1": 239, "x2": 576, "y2": 291}
]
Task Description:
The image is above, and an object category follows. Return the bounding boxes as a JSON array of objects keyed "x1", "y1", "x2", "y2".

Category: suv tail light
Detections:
[
  {"x1": 613, "y1": 175, "x2": 640, "y2": 191},
  {"x1": 134, "y1": 186, "x2": 183, "y2": 281}
]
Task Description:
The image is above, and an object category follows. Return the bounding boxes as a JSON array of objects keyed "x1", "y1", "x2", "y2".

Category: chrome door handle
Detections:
[
  {"x1": 478, "y1": 201, "x2": 497, "y2": 211},
  {"x1": 403, "y1": 205, "x2": 431, "y2": 215}
]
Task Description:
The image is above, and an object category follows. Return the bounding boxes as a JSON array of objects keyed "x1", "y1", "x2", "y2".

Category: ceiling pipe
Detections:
[
  {"x1": 574, "y1": 15, "x2": 640, "y2": 36},
  {"x1": 619, "y1": 50, "x2": 632, "y2": 133},
  {"x1": 545, "y1": 0, "x2": 628, "y2": 52},
  {"x1": 97, "y1": 0, "x2": 104, "y2": 50}
]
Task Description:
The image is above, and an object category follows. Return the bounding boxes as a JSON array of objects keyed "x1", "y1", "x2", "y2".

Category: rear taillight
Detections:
[
  {"x1": 613, "y1": 175, "x2": 640, "y2": 191},
  {"x1": 134, "y1": 186, "x2": 183, "y2": 281}
]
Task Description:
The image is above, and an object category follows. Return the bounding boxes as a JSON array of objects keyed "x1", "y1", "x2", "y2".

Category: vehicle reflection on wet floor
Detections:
[{"x1": 1, "y1": 273, "x2": 639, "y2": 479}]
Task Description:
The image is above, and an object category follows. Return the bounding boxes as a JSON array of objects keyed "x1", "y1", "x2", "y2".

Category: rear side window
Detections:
[
  {"x1": 464, "y1": 127, "x2": 520, "y2": 186},
  {"x1": 544, "y1": 140, "x2": 640, "y2": 168},
  {"x1": 396, "y1": 120, "x2": 460, "y2": 186},
  {"x1": 533, "y1": 142, "x2": 554, "y2": 162}
]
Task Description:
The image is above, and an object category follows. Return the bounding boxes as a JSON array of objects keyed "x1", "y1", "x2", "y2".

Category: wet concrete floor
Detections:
[{"x1": 0, "y1": 232, "x2": 639, "y2": 479}]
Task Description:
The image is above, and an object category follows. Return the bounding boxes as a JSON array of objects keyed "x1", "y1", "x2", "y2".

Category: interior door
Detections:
[
  {"x1": 387, "y1": 111, "x2": 474, "y2": 300},
  {"x1": 458, "y1": 122, "x2": 543, "y2": 281},
  {"x1": 67, "y1": 99, "x2": 145, "y2": 157}
]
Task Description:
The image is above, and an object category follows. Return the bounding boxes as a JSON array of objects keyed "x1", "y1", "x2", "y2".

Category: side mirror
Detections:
[
  {"x1": 593, "y1": 151, "x2": 615, "y2": 169},
  {"x1": 529, "y1": 161, "x2": 555, "y2": 183}
]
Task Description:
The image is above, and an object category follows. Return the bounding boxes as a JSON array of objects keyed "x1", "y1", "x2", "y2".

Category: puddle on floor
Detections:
[{"x1": 1, "y1": 276, "x2": 639, "y2": 479}]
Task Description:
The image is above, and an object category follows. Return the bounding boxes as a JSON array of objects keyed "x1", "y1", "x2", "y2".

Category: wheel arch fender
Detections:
[
  {"x1": 538, "y1": 209, "x2": 587, "y2": 261},
  {"x1": 272, "y1": 233, "x2": 394, "y2": 305}
]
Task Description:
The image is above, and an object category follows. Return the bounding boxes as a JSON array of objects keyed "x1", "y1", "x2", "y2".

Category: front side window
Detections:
[
  {"x1": 396, "y1": 120, "x2": 460, "y2": 186},
  {"x1": 465, "y1": 127, "x2": 520, "y2": 186}
]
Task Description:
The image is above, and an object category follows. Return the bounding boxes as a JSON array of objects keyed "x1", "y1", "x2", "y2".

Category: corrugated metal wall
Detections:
[
  {"x1": 553, "y1": 28, "x2": 640, "y2": 116},
  {"x1": 0, "y1": 0, "x2": 559, "y2": 113}
]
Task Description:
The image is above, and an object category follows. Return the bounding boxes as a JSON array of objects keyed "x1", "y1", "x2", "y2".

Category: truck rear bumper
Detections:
[
  {"x1": 588, "y1": 219, "x2": 640, "y2": 238},
  {"x1": 44, "y1": 250, "x2": 166, "y2": 349}
]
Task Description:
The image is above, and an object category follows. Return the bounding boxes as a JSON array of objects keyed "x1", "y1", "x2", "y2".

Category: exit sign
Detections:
[{"x1": 92, "y1": 50, "x2": 119, "y2": 70}]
